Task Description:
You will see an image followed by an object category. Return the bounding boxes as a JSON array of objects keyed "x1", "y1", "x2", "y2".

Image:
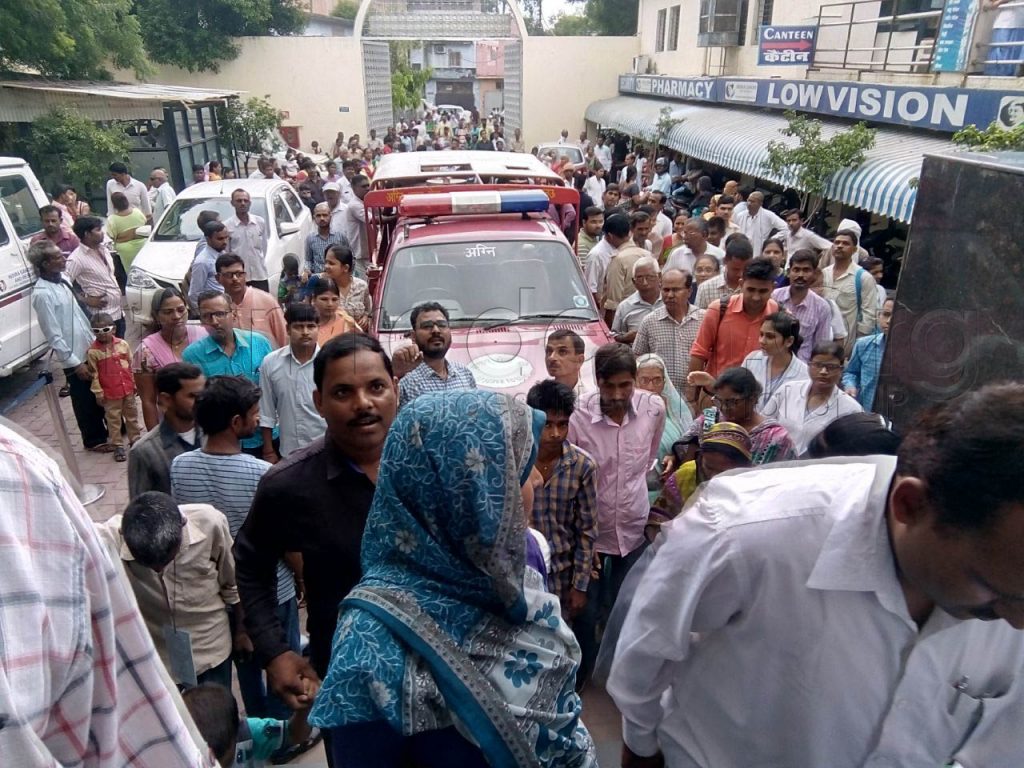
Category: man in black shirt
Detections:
[{"x1": 233, "y1": 334, "x2": 398, "y2": 718}]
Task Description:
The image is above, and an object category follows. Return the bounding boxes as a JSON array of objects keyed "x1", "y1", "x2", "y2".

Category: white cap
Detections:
[
  {"x1": 323, "y1": 182, "x2": 341, "y2": 193},
  {"x1": 837, "y1": 218, "x2": 862, "y2": 237}
]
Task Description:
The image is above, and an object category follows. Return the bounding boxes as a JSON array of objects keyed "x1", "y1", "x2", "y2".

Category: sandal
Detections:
[
  {"x1": 87, "y1": 443, "x2": 116, "y2": 453},
  {"x1": 58, "y1": 384, "x2": 71, "y2": 397},
  {"x1": 270, "y1": 727, "x2": 323, "y2": 764},
  {"x1": 114, "y1": 446, "x2": 127, "y2": 462}
]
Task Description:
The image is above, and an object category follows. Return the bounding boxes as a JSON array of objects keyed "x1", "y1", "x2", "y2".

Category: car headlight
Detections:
[{"x1": 127, "y1": 267, "x2": 159, "y2": 290}]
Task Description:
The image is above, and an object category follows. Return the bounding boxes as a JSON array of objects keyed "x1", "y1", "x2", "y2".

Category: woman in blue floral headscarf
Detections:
[{"x1": 309, "y1": 391, "x2": 596, "y2": 768}]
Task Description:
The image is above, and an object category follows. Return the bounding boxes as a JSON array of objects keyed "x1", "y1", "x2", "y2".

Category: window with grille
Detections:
[
  {"x1": 750, "y1": 0, "x2": 774, "y2": 43},
  {"x1": 668, "y1": 5, "x2": 681, "y2": 50},
  {"x1": 656, "y1": 8, "x2": 667, "y2": 52},
  {"x1": 448, "y1": 51, "x2": 462, "y2": 67},
  {"x1": 698, "y1": 0, "x2": 747, "y2": 47}
]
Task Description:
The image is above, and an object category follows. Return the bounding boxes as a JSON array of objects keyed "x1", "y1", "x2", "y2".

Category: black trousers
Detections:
[{"x1": 64, "y1": 366, "x2": 109, "y2": 449}]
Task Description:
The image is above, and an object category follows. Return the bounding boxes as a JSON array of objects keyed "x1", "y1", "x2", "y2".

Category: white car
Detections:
[
  {"x1": 536, "y1": 143, "x2": 586, "y2": 171},
  {"x1": 436, "y1": 104, "x2": 472, "y2": 122},
  {"x1": 125, "y1": 179, "x2": 312, "y2": 325}
]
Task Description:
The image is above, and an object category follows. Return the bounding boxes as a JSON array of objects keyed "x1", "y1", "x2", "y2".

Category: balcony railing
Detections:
[
  {"x1": 974, "y1": 0, "x2": 1024, "y2": 74},
  {"x1": 813, "y1": 0, "x2": 942, "y2": 73}
]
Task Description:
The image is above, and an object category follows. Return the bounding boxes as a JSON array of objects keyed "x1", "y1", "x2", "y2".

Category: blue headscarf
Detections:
[{"x1": 310, "y1": 391, "x2": 595, "y2": 768}]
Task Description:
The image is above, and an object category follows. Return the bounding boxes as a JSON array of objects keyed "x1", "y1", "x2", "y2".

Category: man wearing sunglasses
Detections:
[{"x1": 396, "y1": 302, "x2": 476, "y2": 409}]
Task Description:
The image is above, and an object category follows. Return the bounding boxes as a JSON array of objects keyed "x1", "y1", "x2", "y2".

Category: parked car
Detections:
[
  {"x1": 0, "y1": 157, "x2": 50, "y2": 376},
  {"x1": 125, "y1": 179, "x2": 312, "y2": 324},
  {"x1": 436, "y1": 104, "x2": 472, "y2": 122},
  {"x1": 536, "y1": 143, "x2": 586, "y2": 171},
  {"x1": 370, "y1": 187, "x2": 611, "y2": 396}
]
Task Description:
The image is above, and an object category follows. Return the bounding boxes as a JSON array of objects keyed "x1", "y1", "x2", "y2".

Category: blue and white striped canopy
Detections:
[{"x1": 585, "y1": 95, "x2": 958, "y2": 223}]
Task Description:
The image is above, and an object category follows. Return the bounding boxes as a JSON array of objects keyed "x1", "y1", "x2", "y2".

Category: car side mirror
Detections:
[
  {"x1": 279, "y1": 221, "x2": 300, "y2": 236},
  {"x1": 136, "y1": 225, "x2": 152, "y2": 237}
]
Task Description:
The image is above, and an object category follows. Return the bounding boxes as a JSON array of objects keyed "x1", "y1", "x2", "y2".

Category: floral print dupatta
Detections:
[{"x1": 309, "y1": 391, "x2": 596, "y2": 768}]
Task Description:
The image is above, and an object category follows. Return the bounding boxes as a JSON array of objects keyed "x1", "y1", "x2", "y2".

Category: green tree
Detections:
[
  {"x1": 953, "y1": 121, "x2": 1024, "y2": 151},
  {"x1": 134, "y1": 0, "x2": 305, "y2": 73},
  {"x1": 390, "y1": 43, "x2": 432, "y2": 114},
  {"x1": 331, "y1": 0, "x2": 360, "y2": 20},
  {"x1": 551, "y1": 12, "x2": 595, "y2": 35},
  {"x1": 520, "y1": 0, "x2": 547, "y2": 34},
  {"x1": 0, "y1": 0, "x2": 149, "y2": 79},
  {"x1": 764, "y1": 110, "x2": 876, "y2": 214},
  {"x1": 217, "y1": 96, "x2": 283, "y2": 175},
  {"x1": 564, "y1": 0, "x2": 639, "y2": 35},
  {"x1": 21, "y1": 108, "x2": 131, "y2": 193}
]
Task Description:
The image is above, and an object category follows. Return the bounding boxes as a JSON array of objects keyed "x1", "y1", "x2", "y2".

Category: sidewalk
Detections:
[{"x1": 3, "y1": 358, "x2": 131, "y2": 522}]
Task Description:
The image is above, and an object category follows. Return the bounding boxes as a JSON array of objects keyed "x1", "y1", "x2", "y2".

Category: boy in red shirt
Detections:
[{"x1": 86, "y1": 312, "x2": 142, "y2": 461}]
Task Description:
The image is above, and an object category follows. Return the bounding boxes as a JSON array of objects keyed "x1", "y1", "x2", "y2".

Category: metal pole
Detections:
[
  {"x1": 843, "y1": 2, "x2": 854, "y2": 70},
  {"x1": 40, "y1": 372, "x2": 105, "y2": 506}
]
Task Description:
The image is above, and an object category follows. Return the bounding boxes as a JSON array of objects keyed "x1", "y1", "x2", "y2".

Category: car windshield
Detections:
[
  {"x1": 541, "y1": 146, "x2": 584, "y2": 165},
  {"x1": 380, "y1": 239, "x2": 598, "y2": 331},
  {"x1": 154, "y1": 197, "x2": 269, "y2": 241}
]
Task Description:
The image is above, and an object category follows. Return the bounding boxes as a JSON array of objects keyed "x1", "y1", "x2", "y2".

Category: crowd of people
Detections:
[{"x1": 7, "y1": 123, "x2": 1024, "y2": 768}]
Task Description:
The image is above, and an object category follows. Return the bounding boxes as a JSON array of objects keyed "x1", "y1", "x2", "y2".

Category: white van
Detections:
[{"x1": 0, "y1": 158, "x2": 51, "y2": 376}]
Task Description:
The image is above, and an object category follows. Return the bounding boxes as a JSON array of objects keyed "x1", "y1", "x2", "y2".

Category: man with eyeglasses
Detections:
[
  {"x1": 182, "y1": 291, "x2": 278, "y2": 457},
  {"x1": 396, "y1": 302, "x2": 476, "y2": 409},
  {"x1": 632, "y1": 268, "x2": 704, "y2": 394},
  {"x1": 612, "y1": 256, "x2": 663, "y2": 345},
  {"x1": 215, "y1": 252, "x2": 287, "y2": 348}
]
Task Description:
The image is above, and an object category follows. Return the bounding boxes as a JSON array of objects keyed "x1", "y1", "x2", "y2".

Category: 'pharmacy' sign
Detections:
[
  {"x1": 758, "y1": 26, "x2": 817, "y2": 66},
  {"x1": 619, "y1": 74, "x2": 1022, "y2": 133}
]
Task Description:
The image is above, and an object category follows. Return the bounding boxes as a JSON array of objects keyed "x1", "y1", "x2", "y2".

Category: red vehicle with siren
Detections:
[{"x1": 364, "y1": 153, "x2": 612, "y2": 396}]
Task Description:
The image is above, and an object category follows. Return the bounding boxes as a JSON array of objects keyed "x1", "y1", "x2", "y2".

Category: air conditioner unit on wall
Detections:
[
  {"x1": 633, "y1": 55, "x2": 651, "y2": 73},
  {"x1": 433, "y1": 44, "x2": 447, "y2": 55}
]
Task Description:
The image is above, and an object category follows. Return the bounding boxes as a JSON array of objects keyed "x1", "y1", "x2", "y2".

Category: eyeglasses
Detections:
[
  {"x1": 199, "y1": 310, "x2": 231, "y2": 322},
  {"x1": 812, "y1": 362, "x2": 843, "y2": 373},
  {"x1": 712, "y1": 396, "x2": 750, "y2": 408},
  {"x1": 92, "y1": 326, "x2": 115, "y2": 334},
  {"x1": 220, "y1": 270, "x2": 246, "y2": 280},
  {"x1": 638, "y1": 375, "x2": 665, "y2": 387},
  {"x1": 417, "y1": 320, "x2": 449, "y2": 330}
]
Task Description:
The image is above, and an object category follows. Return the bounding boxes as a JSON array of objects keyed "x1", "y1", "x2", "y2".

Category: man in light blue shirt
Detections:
[
  {"x1": 182, "y1": 291, "x2": 276, "y2": 453},
  {"x1": 258, "y1": 304, "x2": 325, "y2": 461},
  {"x1": 28, "y1": 241, "x2": 108, "y2": 449},
  {"x1": 188, "y1": 221, "x2": 228, "y2": 309},
  {"x1": 842, "y1": 296, "x2": 893, "y2": 412}
]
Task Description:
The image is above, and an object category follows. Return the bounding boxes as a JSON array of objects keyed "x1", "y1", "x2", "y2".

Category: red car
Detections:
[{"x1": 367, "y1": 187, "x2": 613, "y2": 396}]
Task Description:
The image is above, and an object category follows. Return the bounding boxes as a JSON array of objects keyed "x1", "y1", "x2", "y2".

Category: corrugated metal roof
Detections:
[
  {"x1": 0, "y1": 80, "x2": 243, "y2": 123},
  {"x1": 0, "y1": 80, "x2": 242, "y2": 102},
  {"x1": 585, "y1": 95, "x2": 958, "y2": 223}
]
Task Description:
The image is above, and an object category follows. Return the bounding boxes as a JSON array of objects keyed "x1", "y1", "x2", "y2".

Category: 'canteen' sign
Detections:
[{"x1": 758, "y1": 26, "x2": 817, "y2": 66}]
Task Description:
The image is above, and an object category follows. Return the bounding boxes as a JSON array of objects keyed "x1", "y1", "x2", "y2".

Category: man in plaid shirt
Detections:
[
  {"x1": 0, "y1": 421, "x2": 211, "y2": 767},
  {"x1": 526, "y1": 380, "x2": 599, "y2": 681}
]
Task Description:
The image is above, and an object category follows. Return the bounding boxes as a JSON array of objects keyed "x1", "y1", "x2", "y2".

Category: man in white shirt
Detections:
[
  {"x1": 648, "y1": 158, "x2": 673, "y2": 197},
  {"x1": 594, "y1": 137, "x2": 613, "y2": 172},
  {"x1": 822, "y1": 228, "x2": 878, "y2": 358},
  {"x1": 343, "y1": 174, "x2": 371, "y2": 277},
  {"x1": 224, "y1": 189, "x2": 270, "y2": 292},
  {"x1": 259, "y1": 304, "x2": 326, "y2": 461},
  {"x1": 646, "y1": 190, "x2": 674, "y2": 242},
  {"x1": 323, "y1": 182, "x2": 346, "y2": 236},
  {"x1": 732, "y1": 191, "x2": 786, "y2": 248},
  {"x1": 106, "y1": 162, "x2": 152, "y2": 223},
  {"x1": 585, "y1": 213, "x2": 632, "y2": 308},
  {"x1": 783, "y1": 209, "x2": 832, "y2": 262},
  {"x1": 147, "y1": 168, "x2": 177, "y2": 223},
  {"x1": 611, "y1": 382, "x2": 1024, "y2": 768},
  {"x1": 557, "y1": 129, "x2": 571, "y2": 145},
  {"x1": 665, "y1": 218, "x2": 725, "y2": 275}
]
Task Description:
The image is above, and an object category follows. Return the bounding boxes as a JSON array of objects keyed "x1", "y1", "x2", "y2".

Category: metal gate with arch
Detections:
[{"x1": 354, "y1": 0, "x2": 528, "y2": 134}]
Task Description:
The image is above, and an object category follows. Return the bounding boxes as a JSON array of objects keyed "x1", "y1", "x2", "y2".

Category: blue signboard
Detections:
[
  {"x1": 933, "y1": 0, "x2": 981, "y2": 72},
  {"x1": 758, "y1": 25, "x2": 817, "y2": 66},
  {"x1": 618, "y1": 74, "x2": 1022, "y2": 133}
]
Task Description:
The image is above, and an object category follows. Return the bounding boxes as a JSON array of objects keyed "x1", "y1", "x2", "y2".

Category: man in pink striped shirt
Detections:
[{"x1": 568, "y1": 343, "x2": 665, "y2": 684}]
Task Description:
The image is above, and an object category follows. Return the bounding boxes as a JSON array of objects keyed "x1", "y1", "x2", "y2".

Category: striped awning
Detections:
[{"x1": 585, "y1": 95, "x2": 958, "y2": 223}]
